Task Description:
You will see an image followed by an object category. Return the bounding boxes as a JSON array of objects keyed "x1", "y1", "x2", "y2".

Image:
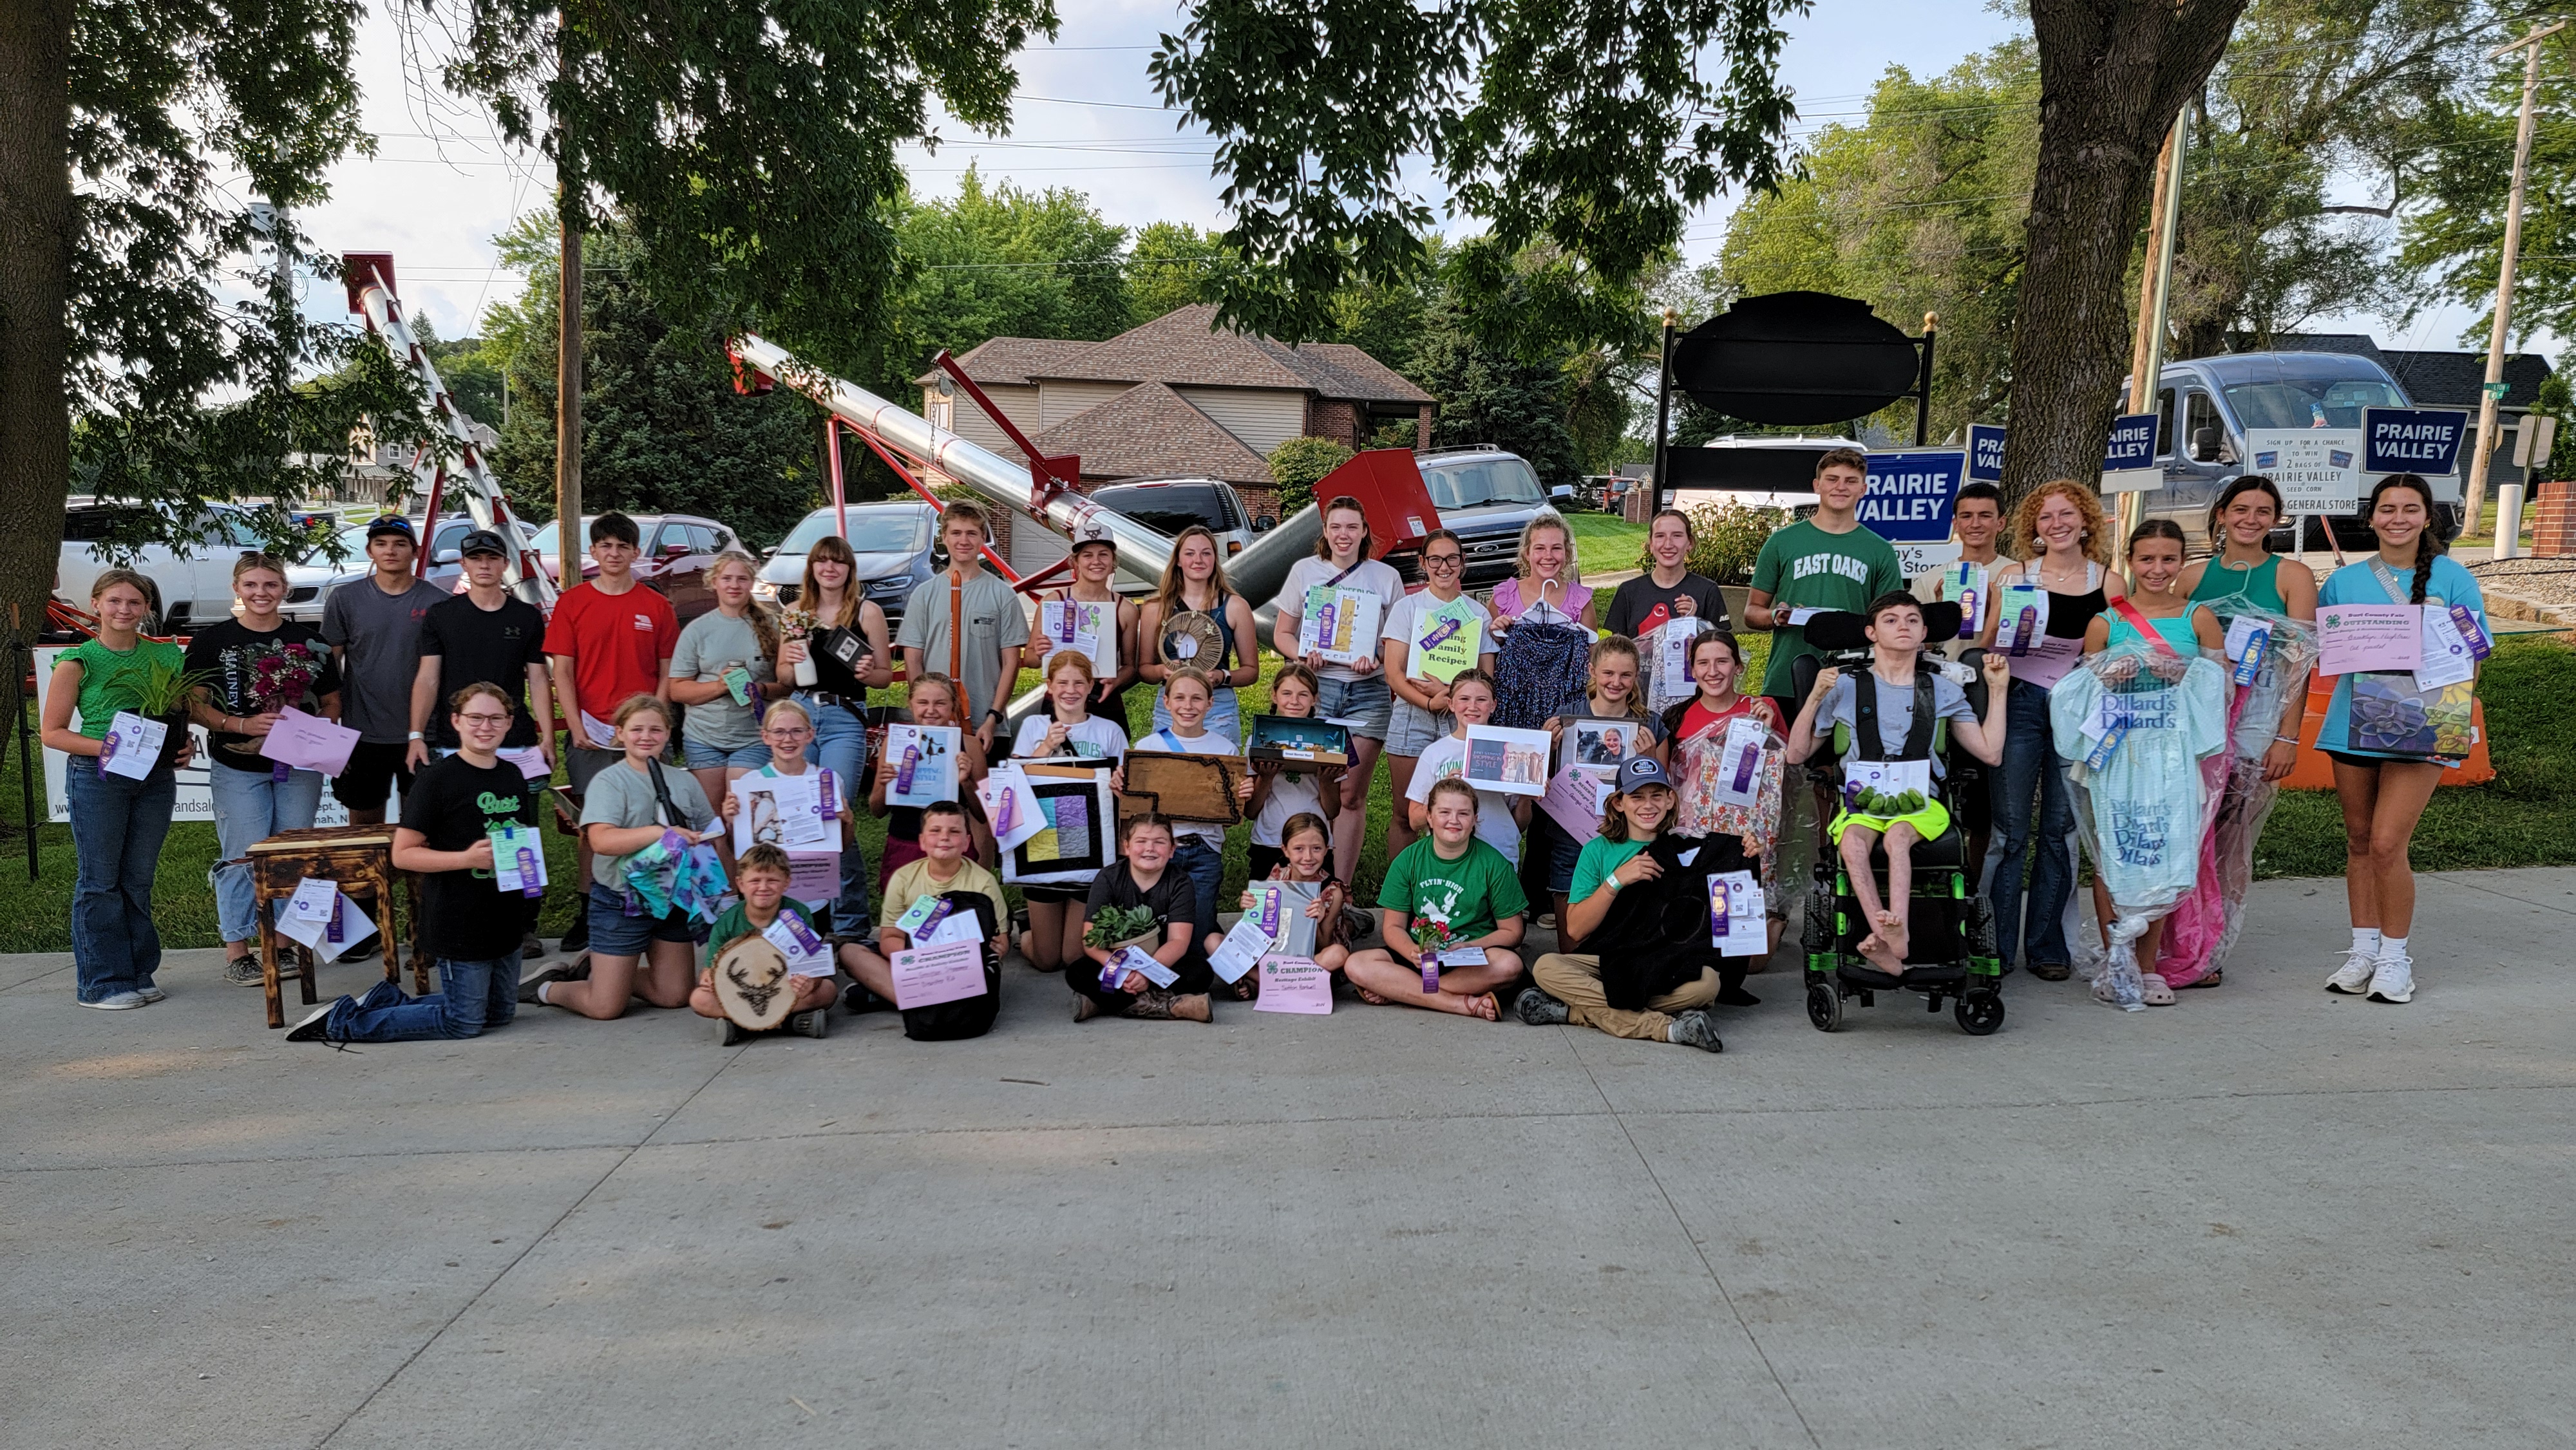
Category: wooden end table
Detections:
[{"x1": 246, "y1": 825, "x2": 422, "y2": 1029}]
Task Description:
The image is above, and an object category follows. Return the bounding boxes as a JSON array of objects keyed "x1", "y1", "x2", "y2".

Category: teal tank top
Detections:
[
  {"x1": 2189, "y1": 553, "x2": 2284, "y2": 614},
  {"x1": 2106, "y1": 605, "x2": 2204, "y2": 655}
]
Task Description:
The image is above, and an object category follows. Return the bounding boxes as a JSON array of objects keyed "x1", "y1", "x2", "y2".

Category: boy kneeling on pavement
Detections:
[{"x1": 694, "y1": 843, "x2": 840, "y2": 1042}]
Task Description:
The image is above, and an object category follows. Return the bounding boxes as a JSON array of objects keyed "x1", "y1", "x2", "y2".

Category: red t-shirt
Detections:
[
  {"x1": 1678, "y1": 695, "x2": 1761, "y2": 744},
  {"x1": 544, "y1": 580, "x2": 677, "y2": 740}
]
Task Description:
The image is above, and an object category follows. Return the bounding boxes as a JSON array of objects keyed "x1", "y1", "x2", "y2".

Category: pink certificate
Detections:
[
  {"x1": 890, "y1": 938, "x2": 986, "y2": 1010},
  {"x1": 1254, "y1": 956, "x2": 1333, "y2": 1015},
  {"x1": 256, "y1": 707, "x2": 360, "y2": 777},
  {"x1": 2318, "y1": 604, "x2": 2421, "y2": 677},
  {"x1": 1539, "y1": 764, "x2": 1612, "y2": 840}
]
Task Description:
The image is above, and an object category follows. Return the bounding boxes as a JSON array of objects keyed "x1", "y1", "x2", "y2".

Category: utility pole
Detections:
[
  {"x1": 1651, "y1": 310, "x2": 1676, "y2": 511},
  {"x1": 2463, "y1": 19, "x2": 2566, "y2": 541},
  {"x1": 2121, "y1": 111, "x2": 2186, "y2": 539},
  {"x1": 554, "y1": 11, "x2": 583, "y2": 549}
]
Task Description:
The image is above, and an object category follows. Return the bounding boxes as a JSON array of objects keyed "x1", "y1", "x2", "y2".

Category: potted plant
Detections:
[{"x1": 115, "y1": 655, "x2": 212, "y2": 774}]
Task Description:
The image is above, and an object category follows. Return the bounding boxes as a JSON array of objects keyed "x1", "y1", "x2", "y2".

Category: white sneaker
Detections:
[
  {"x1": 2325, "y1": 948, "x2": 2378, "y2": 995},
  {"x1": 81, "y1": 991, "x2": 147, "y2": 1010},
  {"x1": 2366, "y1": 952, "x2": 2415, "y2": 1004}
]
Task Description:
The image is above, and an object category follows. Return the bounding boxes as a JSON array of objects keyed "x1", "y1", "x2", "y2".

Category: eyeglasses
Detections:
[
  {"x1": 457, "y1": 712, "x2": 513, "y2": 726},
  {"x1": 1423, "y1": 553, "x2": 1463, "y2": 569},
  {"x1": 763, "y1": 725, "x2": 813, "y2": 739}
]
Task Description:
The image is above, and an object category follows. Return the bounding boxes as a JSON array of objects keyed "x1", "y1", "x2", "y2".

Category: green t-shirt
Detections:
[
  {"x1": 1569, "y1": 836, "x2": 1649, "y2": 906},
  {"x1": 1377, "y1": 835, "x2": 1528, "y2": 944},
  {"x1": 61, "y1": 637, "x2": 186, "y2": 739},
  {"x1": 710, "y1": 896, "x2": 817, "y2": 948},
  {"x1": 1750, "y1": 518, "x2": 1905, "y2": 697}
]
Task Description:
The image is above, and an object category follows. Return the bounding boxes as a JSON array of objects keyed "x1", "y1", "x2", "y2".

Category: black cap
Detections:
[
  {"x1": 364, "y1": 515, "x2": 416, "y2": 541},
  {"x1": 457, "y1": 528, "x2": 509, "y2": 558}
]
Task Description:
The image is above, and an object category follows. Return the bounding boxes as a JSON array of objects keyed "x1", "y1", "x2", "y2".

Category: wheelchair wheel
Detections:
[
  {"x1": 1802, "y1": 889, "x2": 1837, "y2": 956},
  {"x1": 1806, "y1": 980, "x2": 1844, "y2": 1033},
  {"x1": 1962, "y1": 894, "x2": 1998, "y2": 959},
  {"x1": 1955, "y1": 990, "x2": 2005, "y2": 1036}
]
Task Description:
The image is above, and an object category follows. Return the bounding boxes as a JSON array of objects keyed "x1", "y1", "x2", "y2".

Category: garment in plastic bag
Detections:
[
  {"x1": 2049, "y1": 646, "x2": 2230, "y2": 1008},
  {"x1": 1669, "y1": 718, "x2": 1787, "y2": 898},
  {"x1": 1642, "y1": 618, "x2": 1710, "y2": 719},
  {"x1": 618, "y1": 829, "x2": 730, "y2": 925},
  {"x1": 2156, "y1": 609, "x2": 2316, "y2": 983},
  {"x1": 1492, "y1": 619, "x2": 1595, "y2": 731}
]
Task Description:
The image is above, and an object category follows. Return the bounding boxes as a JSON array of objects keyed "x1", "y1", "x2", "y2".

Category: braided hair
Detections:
[{"x1": 2363, "y1": 475, "x2": 2443, "y2": 603}]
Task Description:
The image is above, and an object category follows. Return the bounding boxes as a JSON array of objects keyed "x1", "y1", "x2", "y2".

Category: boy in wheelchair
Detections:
[{"x1": 1786, "y1": 593, "x2": 2010, "y2": 978}]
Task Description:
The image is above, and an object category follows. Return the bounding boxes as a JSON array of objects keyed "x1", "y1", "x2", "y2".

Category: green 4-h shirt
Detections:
[
  {"x1": 1378, "y1": 836, "x2": 1529, "y2": 943},
  {"x1": 1750, "y1": 518, "x2": 1904, "y2": 698}
]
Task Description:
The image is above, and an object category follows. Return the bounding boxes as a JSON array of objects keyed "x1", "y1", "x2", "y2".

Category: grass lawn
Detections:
[
  {"x1": 1564, "y1": 513, "x2": 1647, "y2": 578},
  {"x1": 6, "y1": 633, "x2": 2568, "y2": 950}
]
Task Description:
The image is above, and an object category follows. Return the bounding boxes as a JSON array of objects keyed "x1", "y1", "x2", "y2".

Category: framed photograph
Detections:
[
  {"x1": 1247, "y1": 714, "x2": 1352, "y2": 768},
  {"x1": 1461, "y1": 724, "x2": 1552, "y2": 797},
  {"x1": 884, "y1": 723, "x2": 961, "y2": 807},
  {"x1": 1568, "y1": 719, "x2": 1645, "y2": 771},
  {"x1": 1117, "y1": 749, "x2": 1247, "y2": 824}
]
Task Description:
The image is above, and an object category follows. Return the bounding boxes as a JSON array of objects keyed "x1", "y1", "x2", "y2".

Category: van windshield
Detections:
[
  {"x1": 2222, "y1": 377, "x2": 2406, "y2": 431},
  {"x1": 1423, "y1": 457, "x2": 1546, "y2": 510}
]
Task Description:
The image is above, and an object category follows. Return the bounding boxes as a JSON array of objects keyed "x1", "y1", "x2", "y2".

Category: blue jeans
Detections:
[
  {"x1": 1170, "y1": 835, "x2": 1225, "y2": 949},
  {"x1": 328, "y1": 953, "x2": 520, "y2": 1041},
  {"x1": 66, "y1": 757, "x2": 177, "y2": 1003},
  {"x1": 1151, "y1": 686, "x2": 1242, "y2": 743},
  {"x1": 1985, "y1": 677, "x2": 2075, "y2": 968},
  {"x1": 799, "y1": 695, "x2": 873, "y2": 932},
  {"x1": 209, "y1": 762, "x2": 324, "y2": 945}
]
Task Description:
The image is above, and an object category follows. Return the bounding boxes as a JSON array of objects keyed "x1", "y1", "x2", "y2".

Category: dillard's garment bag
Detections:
[
  {"x1": 2157, "y1": 608, "x2": 2318, "y2": 986},
  {"x1": 2049, "y1": 646, "x2": 2229, "y2": 1009}
]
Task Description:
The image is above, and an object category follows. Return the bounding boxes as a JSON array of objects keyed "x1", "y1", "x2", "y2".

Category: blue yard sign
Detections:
[
  {"x1": 2099, "y1": 412, "x2": 2161, "y2": 493},
  {"x1": 1859, "y1": 450, "x2": 1967, "y2": 542},
  {"x1": 2361, "y1": 407, "x2": 2470, "y2": 477},
  {"x1": 1966, "y1": 424, "x2": 2007, "y2": 482}
]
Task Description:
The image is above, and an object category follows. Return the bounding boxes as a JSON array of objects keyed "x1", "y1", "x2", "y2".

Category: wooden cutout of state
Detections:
[
  {"x1": 711, "y1": 933, "x2": 797, "y2": 1030},
  {"x1": 1117, "y1": 749, "x2": 1247, "y2": 825}
]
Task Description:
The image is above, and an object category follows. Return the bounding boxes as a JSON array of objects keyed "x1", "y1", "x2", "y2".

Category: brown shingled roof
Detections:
[
  {"x1": 913, "y1": 337, "x2": 1095, "y2": 388},
  {"x1": 919, "y1": 305, "x2": 1434, "y2": 405},
  {"x1": 1030, "y1": 381, "x2": 1276, "y2": 487}
]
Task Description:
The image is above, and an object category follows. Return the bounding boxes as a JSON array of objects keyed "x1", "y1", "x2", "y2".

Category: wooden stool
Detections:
[{"x1": 245, "y1": 826, "x2": 421, "y2": 1029}]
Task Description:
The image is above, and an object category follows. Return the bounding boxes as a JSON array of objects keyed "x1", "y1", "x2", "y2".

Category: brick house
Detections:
[{"x1": 916, "y1": 304, "x2": 1436, "y2": 525}]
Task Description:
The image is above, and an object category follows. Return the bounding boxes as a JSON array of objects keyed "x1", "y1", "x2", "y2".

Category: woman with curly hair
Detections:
[{"x1": 1975, "y1": 479, "x2": 2126, "y2": 980}]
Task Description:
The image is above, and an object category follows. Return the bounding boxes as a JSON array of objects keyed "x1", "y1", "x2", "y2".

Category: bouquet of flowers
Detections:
[
  {"x1": 248, "y1": 640, "x2": 325, "y2": 779},
  {"x1": 1409, "y1": 917, "x2": 1464, "y2": 992},
  {"x1": 780, "y1": 607, "x2": 819, "y2": 686}
]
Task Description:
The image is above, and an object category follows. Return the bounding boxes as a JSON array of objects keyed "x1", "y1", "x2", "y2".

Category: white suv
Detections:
[{"x1": 57, "y1": 499, "x2": 264, "y2": 632}]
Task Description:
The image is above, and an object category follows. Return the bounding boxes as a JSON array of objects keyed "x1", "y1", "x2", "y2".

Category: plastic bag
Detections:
[
  {"x1": 2048, "y1": 644, "x2": 2231, "y2": 1008},
  {"x1": 1670, "y1": 715, "x2": 1788, "y2": 894},
  {"x1": 2154, "y1": 606, "x2": 2315, "y2": 982}
]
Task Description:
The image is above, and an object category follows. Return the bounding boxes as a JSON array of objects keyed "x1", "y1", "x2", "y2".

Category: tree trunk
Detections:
[
  {"x1": 2002, "y1": 0, "x2": 2246, "y2": 513},
  {"x1": 0, "y1": 0, "x2": 75, "y2": 657}
]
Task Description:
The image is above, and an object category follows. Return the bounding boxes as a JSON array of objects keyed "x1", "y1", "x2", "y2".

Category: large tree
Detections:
[
  {"x1": 1, "y1": 0, "x2": 424, "y2": 641},
  {"x1": 2398, "y1": 21, "x2": 2576, "y2": 341}
]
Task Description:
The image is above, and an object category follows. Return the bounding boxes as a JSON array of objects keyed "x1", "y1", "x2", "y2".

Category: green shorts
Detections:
[{"x1": 1828, "y1": 800, "x2": 1952, "y2": 848}]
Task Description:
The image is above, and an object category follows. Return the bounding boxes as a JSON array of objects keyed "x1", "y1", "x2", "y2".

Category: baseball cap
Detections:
[
  {"x1": 363, "y1": 515, "x2": 416, "y2": 541},
  {"x1": 1616, "y1": 756, "x2": 1674, "y2": 795},
  {"x1": 457, "y1": 527, "x2": 510, "y2": 558},
  {"x1": 1068, "y1": 514, "x2": 1117, "y2": 549}
]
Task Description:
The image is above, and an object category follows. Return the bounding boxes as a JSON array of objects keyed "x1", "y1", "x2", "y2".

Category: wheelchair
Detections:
[{"x1": 1788, "y1": 602, "x2": 2005, "y2": 1037}]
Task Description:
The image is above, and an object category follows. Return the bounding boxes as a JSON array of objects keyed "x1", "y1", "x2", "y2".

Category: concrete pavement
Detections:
[{"x1": 6, "y1": 869, "x2": 2573, "y2": 1449}]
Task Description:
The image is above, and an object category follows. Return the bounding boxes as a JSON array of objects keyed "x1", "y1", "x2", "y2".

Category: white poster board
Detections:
[
  {"x1": 30, "y1": 647, "x2": 349, "y2": 825},
  {"x1": 2245, "y1": 428, "x2": 2365, "y2": 513}
]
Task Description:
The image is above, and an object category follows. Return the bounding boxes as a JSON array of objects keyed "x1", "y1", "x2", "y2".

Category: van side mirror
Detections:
[
  {"x1": 2191, "y1": 426, "x2": 2222, "y2": 463},
  {"x1": 433, "y1": 547, "x2": 460, "y2": 564},
  {"x1": 1251, "y1": 516, "x2": 1274, "y2": 533}
]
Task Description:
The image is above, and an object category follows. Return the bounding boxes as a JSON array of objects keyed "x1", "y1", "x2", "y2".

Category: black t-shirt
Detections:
[
  {"x1": 182, "y1": 619, "x2": 342, "y2": 773},
  {"x1": 1085, "y1": 861, "x2": 1206, "y2": 974},
  {"x1": 1605, "y1": 572, "x2": 1732, "y2": 639},
  {"x1": 419, "y1": 594, "x2": 549, "y2": 748},
  {"x1": 400, "y1": 753, "x2": 542, "y2": 959}
]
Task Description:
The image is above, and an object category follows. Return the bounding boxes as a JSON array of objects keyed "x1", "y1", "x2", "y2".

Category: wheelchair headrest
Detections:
[{"x1": 1803, "y1": 599, "x2": 1965, "y2": 652}]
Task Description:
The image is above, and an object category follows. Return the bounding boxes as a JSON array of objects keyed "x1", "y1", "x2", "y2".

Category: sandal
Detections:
[
  {"x1": 2140, "y1": 973, "x2": 2177, "y2": 1006},
  {"x1": 2183, "y1": 967, "x2": 2222, "y2": 988}
]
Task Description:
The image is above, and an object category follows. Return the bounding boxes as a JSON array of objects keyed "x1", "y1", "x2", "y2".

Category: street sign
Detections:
[
  {"x1": 2362, "y1": 407, "x2": 2470, "y2": 478},
  {"x1": 2100, "y1": 412, "x2": 2161, "y2": 493},
  {"x1": 1966, "y1": 424, "x2": 2007, "y2": 482},
  {"x1": 1858, "y1": 449, "x2": 1966, "y2": 543},
  {"x1": 2246, "y1": 428, "x2": 2365, "y2": 512}
]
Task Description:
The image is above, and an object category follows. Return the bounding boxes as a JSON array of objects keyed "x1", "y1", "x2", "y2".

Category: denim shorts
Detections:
[
  {"x1": 1385, "y1": 699, "x2": 1452, "y2": 756},
  {"x1": 1315, "y1": 673, "x2": 1393, "y2": 740},
  {"x1": 585, "y1": 882, "x2": 704, "y2": 957},
  {"x1": 681, "y1": 737, "x2": 772, "y2": 770}
]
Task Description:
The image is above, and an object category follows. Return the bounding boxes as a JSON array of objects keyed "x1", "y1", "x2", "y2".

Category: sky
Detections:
[{"x1": 291, "y1": 0, "x2": 2496, "y2": 363}]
